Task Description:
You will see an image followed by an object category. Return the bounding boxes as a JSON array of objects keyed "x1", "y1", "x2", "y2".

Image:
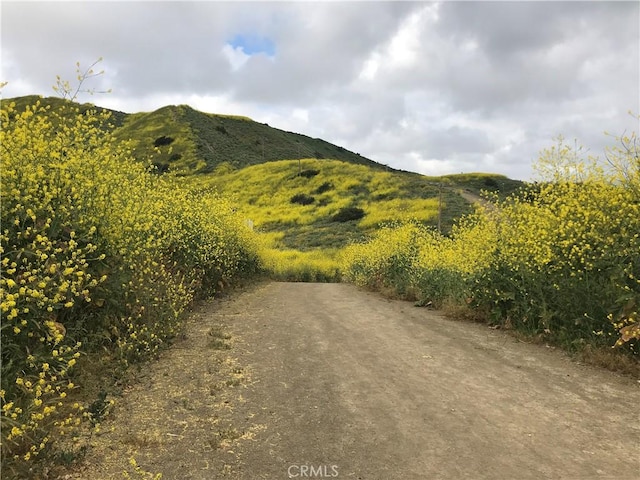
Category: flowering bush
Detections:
[
  {"x1": 0, "y1": 98, "x2": 262, "y2": 476},
  {"x1": 341, "y1": 222, "x2": 427, "y2": 297},
  {"x1": 342, "y1": 132, "x2": 639, "y2": 356},
  {"x1": 263, "y1": 248, "x2": 342, "y2": 282}
]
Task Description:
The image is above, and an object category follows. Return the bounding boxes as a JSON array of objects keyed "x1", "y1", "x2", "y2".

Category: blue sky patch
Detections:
[{"x1": 228, "y1": 34, "x2": 276, "y2": 57}]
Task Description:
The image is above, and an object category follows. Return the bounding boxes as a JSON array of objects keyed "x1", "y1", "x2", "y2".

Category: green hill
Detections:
[
  {"x1": 190, "y1": 159, "x2": 474, "y2": 250},
  {"x1": 3, "y1": 96, "x2": 382, "y2": 175},
  {"x1": 3, "y1": 95, "x2": 525, "y2": 253}
]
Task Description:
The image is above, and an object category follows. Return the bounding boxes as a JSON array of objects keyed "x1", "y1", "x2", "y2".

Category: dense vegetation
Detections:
[
  {"x1": 5, "y1": 96, "x2": 382, "y2": 175},
  {"x1": 342, "y1": 135, "x2": 640, "y2": 366},
  {"x1": 202, "y1": 160, "x2": 470, "y2": 228},
  {"x1": 191, "y1": 158, "x2": 487, "y2": 281},
  {"x1": 6, "y1": 90, "x2": 634, "y2": 477},
  {"x1": 0, "y1": 99, "x2": 263, "y2": 477}
]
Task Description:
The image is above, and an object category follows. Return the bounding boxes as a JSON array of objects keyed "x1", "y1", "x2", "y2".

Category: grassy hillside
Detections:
[
  {"x1": 189, "y1": 159, "x2": 475, "y2": 250},
  {"x1": 111, "y1": 105, "x2": 205, "y2": 173},
  {"x1": 181, "y1": 106, "x2": 381, "y2": 172},
  {"x1": 4, "y1": 95, "x2": 524, "y2": 253},
  {"x1": 3, "y1": 96, "x2": 382, "y2": 174},
  {"x1": 441, "y1": 172, "x2": 525, "y2": 199}
]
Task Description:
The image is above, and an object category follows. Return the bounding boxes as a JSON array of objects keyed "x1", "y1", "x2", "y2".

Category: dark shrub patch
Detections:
[
  {"x1": 332, "y1": 207, "x2": 365, "y2": 222},
  {"x1": 169, "y1": 153, "x2": 182, "y2": 162},
  {"x1": 314, "y1": 182, "x2": 334, "y2": 194},
  {"x1": 290, "y1": 193, "x2": 315, "y2": 205},
  {"x1": 298, "y1": 169, "x2": 320, "y2": 178},
  {"x1": 483, "y1": 177, "x2": 499, "y2": 189},
  {"x1": 153, "y1": 135, "x2": 174, "y2": 147},
  {"x1": 215, "y1": 125, "x2": 228, "y2": 135}
]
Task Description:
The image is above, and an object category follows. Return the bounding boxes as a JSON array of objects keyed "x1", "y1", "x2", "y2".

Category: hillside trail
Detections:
[
  {"x1": 68, "y1": 282, "x2": 639, "y2": 480},
  {"x1": 455, "y1": 188, "x2": 497, "y2": 212}
]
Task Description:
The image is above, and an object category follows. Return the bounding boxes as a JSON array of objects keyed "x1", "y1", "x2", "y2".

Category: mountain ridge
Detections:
[{"x1": 3, "y1": 95, "x2": 386, "y2": 175}]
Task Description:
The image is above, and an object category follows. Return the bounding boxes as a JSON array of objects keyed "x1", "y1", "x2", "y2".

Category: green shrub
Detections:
[
  {"x1": 290, "y1": 193, "x2": 315, "y2": 205},
  {"x1": 153, "y1": 135, "x2": 174, "y2": 147},
  {"x1": 297, "y1": 169, "x2": 319, "y2": 178},
  {"x1": 332, "y1": 207, "x2": 365, "y2": 222},
  {"x1": 314, "y1": 182, "x2": 334, "y2": 194}
]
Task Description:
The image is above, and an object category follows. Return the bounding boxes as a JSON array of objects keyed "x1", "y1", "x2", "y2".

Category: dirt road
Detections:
[{"x1": 71, "y1": 282, "x2": 639, "y2": 480}]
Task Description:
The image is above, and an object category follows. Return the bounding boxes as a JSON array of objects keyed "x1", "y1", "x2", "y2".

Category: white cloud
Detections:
[
  {"x1": 357, "y1": 4, "x2": 440, "y2": 83},
  {"x1": 292, "y1": 108, "x2": 309, "y2": 125},
  {"x1": 0, "y1": 1, "x2": 637, "y2": 181},
  {"x1": 414, "y1": 157, "x2": 472, "y2": 177},
  {"x1": 221, "y1": 44, "x2": 251, "y2": 72}
]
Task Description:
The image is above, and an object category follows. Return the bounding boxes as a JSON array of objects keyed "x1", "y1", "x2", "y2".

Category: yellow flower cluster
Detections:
[
  {"x1": 263, "y1": 248, "x2": 342, "y2": 282},
  {"x1": 341, "y1": 221, "x2": 432, "y2": 297},
  {"x1": 342, "y1": 133, "x2": 639, "y2": 352},
  {"x1": 122, "y1": 456, "x2": 163, "y2": 479},
  {"x1": 1, "y1": 99, "x2": 262, "y2": 475},
  {"x1": 201, "y1": 158, "x2": 442, "y2": 231}
]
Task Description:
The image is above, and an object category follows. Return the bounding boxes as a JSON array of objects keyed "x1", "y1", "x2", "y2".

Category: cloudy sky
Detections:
[{"x1": 2, "y1": 1, "x2": 638, "y2": 180}]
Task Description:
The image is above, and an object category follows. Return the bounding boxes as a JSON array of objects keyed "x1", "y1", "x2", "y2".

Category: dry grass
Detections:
[
  {"x1": 442, "y1": 303, "x2": 640, "y2": 378},
  {"x1": 577, "y1": 345, "x2": 640, "y2": 379}
]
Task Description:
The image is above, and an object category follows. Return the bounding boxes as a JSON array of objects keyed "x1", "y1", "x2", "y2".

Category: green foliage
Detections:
[
  {"x1": 290, "y1": 193, "x2": 315, "y2": 205},
  {"x1": 197, "y1": 158, "x2": 479, "y2": 252},
  {"x1": 153, "y1": 135, "x2": 174, "y2": 147},
  {"x1": 297, "y1": 168, "x2": 320, "y2": 178},
  {"x1": 314, "y1": 182, "x2": 334, "y2": 194},
  {"x1": 332, "y1": 207, "x2": 365, "y2": 223}
]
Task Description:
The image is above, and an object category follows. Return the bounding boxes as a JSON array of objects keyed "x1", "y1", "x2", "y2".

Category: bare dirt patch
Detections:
[{"x1": 68, "y1": 282, "x2": 639, "y2": 479}]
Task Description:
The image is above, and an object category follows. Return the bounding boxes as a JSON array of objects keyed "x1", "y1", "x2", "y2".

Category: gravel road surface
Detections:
[{"x1": 70, "y1": 282, "x2": 640, "y2": 480}]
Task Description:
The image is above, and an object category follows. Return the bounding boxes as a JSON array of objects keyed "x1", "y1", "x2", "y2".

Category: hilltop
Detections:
[
  {"x1": 3, "y1": 95, "x2": 525, "y2": 251},
  {"x1": 4, "y1": 95, "x2": 382, "y2": 174}
]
